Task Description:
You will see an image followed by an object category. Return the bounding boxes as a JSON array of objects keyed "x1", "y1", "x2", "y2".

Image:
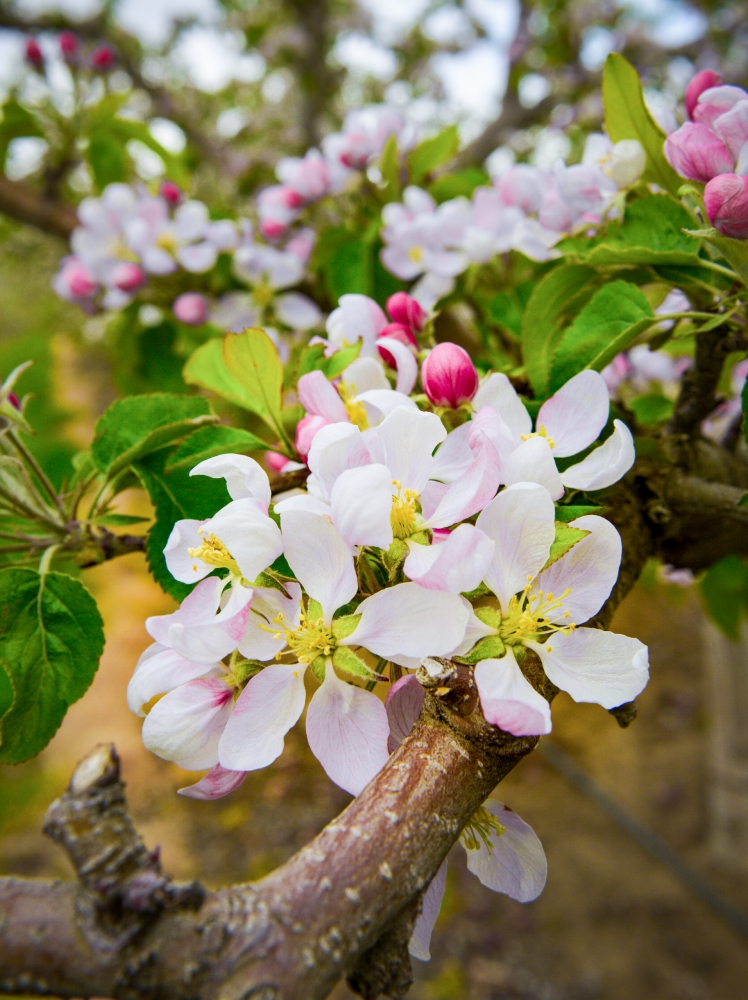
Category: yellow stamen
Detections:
[
  {"x1": 390, "y1": 480, "x2": 421, "y2": 539},
  {"x1": 337, "y1": 380, "x2": 369, "y2": 430},
  {"x1": 260, "y1": 608, "x2": 336, "y2": 665},
  {"x1": 155, "y1": 230, "x2": 177, "y2": 254},
  {"x1": 252, "y1": 278, "x2": 274, "y2": 308},
  {"x1": 188, "y1": 532, "x2": 240, "y2": 575},
  {"x1": 499, "y1": 581, "x2": 575, "y2": 646},
  {"x1": 520, "y1": 424, "x2": 556, "y2": 449},
  {"x1": 407, "y1": 245, "x2": 424, "y2": 263},
  {"x1": 462, "y1": 805, "x2": 506, "y2": 854}
]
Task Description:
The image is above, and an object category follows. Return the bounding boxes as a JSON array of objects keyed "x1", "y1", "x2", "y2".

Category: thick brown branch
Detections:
[
  {"x1": 0, "y1": 175, "x2": 77, "y2": 240},
  {"x1": 668, "y1": 326, "x2": 745, "y2": 441}
]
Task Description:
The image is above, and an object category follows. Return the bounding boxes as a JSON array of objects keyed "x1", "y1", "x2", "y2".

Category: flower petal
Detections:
[
  {"x1": 142, "y1": 677, "x2": 233, "y2": 769},
  {"x1": 386, "y1": 673, "x2": 425, "y2": 752},
  {"x1": 409, "y1": 860, "x2": 448, "y2": 961},
  {"x1": 164, "y1": 518, "x2": 212, "y2": 584},
  {"x1": 342, "y1": 583, "x2": 469, "y2": 660},
  {"x1": 330, "y1": 464, "x2": 394, "y2": 549},
  {"x1": 374, "y1": 407, "x2": 446, "y2": 493},
  {"x1": 356, "y1": 389, "x2": 418, "y2": 424},
  {"x1": 237, "y1": 583, "x2": 302, "y2": 661},
  {"x1": 430, "y1": 423, "x2": 474, "y2": 483},
  {"x1": 463, "y1": 800, "x2": 547, "y2": 902},
  {"x1": 537, "y1": 370, "x2": 609, "y2": 457},
  {"x1": 307, "y1": 423, "x2": 372, "y2": 500},
  {"x1": 532, "y1": 514, "x2": 621, "y2": 625},
  {"x1": 477, "y1": 483, "x2": 555, "y2": 614},
  {"x1": 376, "y1": 336, "x2": 418, "y2": 395},
  {"x1": 168, "y1": 582, "x2": 254, "y2": 663},
  {"x1": 127, "y1": 643, "x2": 217, "y2": 716},
  {"x1": 280, "y1": 510, "x2": 357, "y2": 623},
  {"x1": 404, "y1": 525, "x2": 495, "y2": 594},
  {"x1": 218, "y1": 664, "x2": 307, "y2": 771},
  {"x1": 342, "y1": 357, "x2": 389, "y2": 394},
  {"x1": 146, "y1": 576, "x2": 224, "y2": 644},
  {"x1": 306, "y1": 664, "x2": 390, "y2": 796},
  {"x1": 178, "y1": 764, "x2": 248, "y2": 800},
  {"x1": 501, "y1": 437, "x2": 564, "y2": 500},
  {"x1": 298, "y1": 370, "x2": 349, "y2": 423},
  {"x1": 191, "y1": 454, "x2": 270, "y2": 505},
  {"x1": 206, "y1": 499, "x2": 283, "y2": 582},
  {"x1": 525, "y1": 627, "x2": 649, "y2": 708},
  {"x1": 474, "y1": 649, "x2": 552, "y2": 736},
  {"x1": 448, "y1": 597, "x2": 497, "y2": 656},
  {"x1": 473, "y1": 373, "x2": 531, "y2": 440},
  {"x1": 425, "y1": 433, "x2": 501, "y2": 527},
  {"x1": 275, "y1": 292, "x2": 322, "y2": 330},
  {"x1": 560, "y1": 419, "x2": 635, "y2": 491}
]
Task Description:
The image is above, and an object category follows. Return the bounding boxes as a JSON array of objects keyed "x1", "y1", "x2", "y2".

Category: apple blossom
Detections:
[
  {"x1": 664, "y1": 123, "x2": 733, "y2": 182},
  {"x1": 125, "y1": 197, "x2": 238, "y2": 275},
  {"x1": 386, "y1": 291, "x2": 426, "y2": 333},
  {"x1": 705, "y1": 173, "x2": 748, "y2": 239},
  {"x1": 421, "y1": 342, "x2": 478, "y2": 408},
  {"x1": 685, "y1": 70, "x2": 723, "y2": 119}
]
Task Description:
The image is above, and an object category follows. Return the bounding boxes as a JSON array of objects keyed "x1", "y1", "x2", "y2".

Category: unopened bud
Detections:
[
  {"x1": 25, "y1": 38, "x2": 44, "y2": 67},
  {"x1": 58, "y1": 31, "x2": 79, "y2": 61},
  {"x1": 295, "y1": 413, "x2": 330, "y2": 458},
  {"x1": 260, "y1": 218, "x2": 288, "y2": 240},
  {"x1": 7, "y1": 392, "x2": 21, "y2": 411},
  {"x1": 421, "y1": 342, "x2": 478, "y2": 409},
  {"x1": 173, "y1": 293, "x2": 209, "y2": 326},
  {"x1": 386, "y1": 291, "x2": 426, "y2": 332},
  {"x1": 377, "y1": 323, "x2": 416, "y2": 367},
  {"x1": 110, "y1": 262, "x2": 145, "y2": 293},
  {"x1": 685, "y1": 69, "x2": 723, "y2": 120},
  {"x1": 90, "y1": 43, "x2": 116, "y2": 72},
  {"x1": 704, "y1": 173, "x2": 748, "y2": 239},
  {"x1": 664, "y1": 123, "x2": 733, "y2": 182},
  {"x1": 609, "y1": 140, "x2": 646, "y2": 188},
  {"x1": 160, "y1": 180, "x2": 183, "y2": 206},
  {"x1": 266, "y1": 451, "x2": 290, "y2": 474}
]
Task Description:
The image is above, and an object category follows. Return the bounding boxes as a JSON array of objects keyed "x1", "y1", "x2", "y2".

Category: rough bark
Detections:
[{"x1": 0, "y1": 175, "x2": 78, "y2": 240}]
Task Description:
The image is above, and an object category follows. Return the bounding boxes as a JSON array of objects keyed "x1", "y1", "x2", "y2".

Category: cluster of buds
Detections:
[{"x1": 24, "y1": 33, "x2": 116, "y2": 71}]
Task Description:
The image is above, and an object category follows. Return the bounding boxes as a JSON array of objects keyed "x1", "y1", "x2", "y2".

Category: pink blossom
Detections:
[
  {"x1": 422, "y1": 343, "x2": 478, "y2": 409},
  {"x1": 705, "y1": 173, "x2": 748, "y2": 238},
  {"x1": 386, "y1": 291, "x2": 426, "y2": 332},
  {"x1": 58, "y1": 31, "x2": 78, "y2": 60},
  {"x1": 691, "y1": 85, "x2": 748, "y2": 130},
  {"x1": 24, "y1": 38, "x2": 43, "y2": 66},
  {"x1": 173, "y1": 292, "x2": 209, "y2": 325},
  {"x1": 110, "y1": 261, "x2": 145, "y2": 293},
  {"x1": 284, "y1": 227, "x2": 316, "y2": 265},
  {"x1": 377, "y1": 323, "x2": 417, "y2": 368},
  {"x1": 685, "y1": 70, "x2": 723, "y2": 119},
  {"x1": 496, "y1": 165, "x2": 548, "y2": 214},
  {"x1": 276, "y1": 149, "x2": 331, "y2": 202},
  {"x1": 295, "y1": 413, "x2": 331, "y2": 458},
  {"x1": 53, "y1": 257, "x2": 98, "y2": 302},
  {"x1": 664, "y1": 122, "x2": 734, "y2": 182},
  {"x1": 90, "y1": 43, "x2": 116, "y2": 71},
  {"x1": 160, "y1": 180, "x2": 183, "y2": 206}
]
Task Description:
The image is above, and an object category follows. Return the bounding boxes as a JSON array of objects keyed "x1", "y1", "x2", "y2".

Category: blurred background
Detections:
[{"x1": 2, "y1": 0, "x2": 748, "y2": 997}]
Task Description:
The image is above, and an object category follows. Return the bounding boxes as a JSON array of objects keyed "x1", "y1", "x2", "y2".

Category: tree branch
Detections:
[{"x1": 0, "y1": 175, "x2": 77, "y2": 240}]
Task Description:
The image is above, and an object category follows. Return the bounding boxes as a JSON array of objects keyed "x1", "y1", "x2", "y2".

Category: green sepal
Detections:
[
  {"x1": 332, "y1": 647, "x2": 386, "y2": 682},
  {"x1": 233, "y1": 659, "x2": 265, "y2": 685},
  {"x1": 383, "y1": 538, "x2": 408, "y2": 569},
  {"x1": 554, "y1": 505, "x2": 603, "y2": 523},
  {"x1": 454, "y1": 635, "x2": 506, "y2": 664},
  {"x1": 307, "y1": 598, "x2": 324, "y2": 622},
  {"x1": 461, "y1": 581, "x2": 491, "y2": 600},
  {"x1": 332, "y1": 614, "x2": 362, "y2": 640},
  {"x1": 474, "y1": 606, "x2": 502, "y2": 629},
  {"x1": 249, "y1": 570, "x2": 293, "y2": 596},
  {"x1": 310, "y1": 656, "x2": 327, "y2": 682},
  {"x1": 541, "y1": 523, "x2": 590, "y2": 572}
]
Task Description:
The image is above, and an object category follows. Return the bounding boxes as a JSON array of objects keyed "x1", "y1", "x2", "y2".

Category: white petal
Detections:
[
  {"x1": 431, "y1": 423, "x2": 474, "y2": 483},
  {"x1": 326, "y1": 293, "x2": 387, "y2": 354},
  {"x1": 449, "y1": 597, "x2": 496, "y2": 656},
  {"x1": 409, "y1": 860, "x2": 448, "y2": 961},
  {"x1": 237, "y1": 583, "x2": 302, "y2": 661},
  {"x1": 424, "y1": 434, "x2": 501, "y2": 528},
  {"x1": 174, "y1": 200, "x2": 209, "y2": 238},
  {"x1": 501, "y1": 437, "x2": 564, "y2": 500},
  {"x1": 469, "y1": 406, "x2": 522, "y2": 466},
  {"x1": 205, "y1": 499, "x2": 283, "y2": 581},
  {"x1": 280, "y1": 510, "x2": 357, "y2": 623},
  {"x1": 356, "y1": 389, "x2": 418, "y2": 424},
  {"x1": 146, "y1": 575, "x2": 225, "y2": 645},
  {"x1": 377, "y1": 336, "x2": 418, "y2": 395},
  {"x1": 525, "y1": 628, "x2": 649, "y2": 708},
  {"x1": 463, "y1": 800, "x2": 547, "y2": 902},
  {"x1": 561, "y1": 419, "x2": 635, "y2": 491},
  {"x1": 374, "y1": 407, "x2": 446, "y2": 493},
  {"x1": 404, "y1": 525, "x2": 495, "y2": 594},
  {"x1": 474, "y1": 649, "x2": 552, "y2": 736},
  {"x1": 218, "y1": 664, "x2": 307, "y2": 770},
  {"x1": 298, "y1": 370, "x2": 349, "y2": 423},
  {"x1": 385, "y1": 674, "x2": 425, "y2": 752},
  {"x1": 307, "y1": 423, "x2": 372, "y2": 500},
  {"x1": 342, "y1": 583, "x2": 469, "y2": 659},
  {"x1": 330, "y1": 464, "x2": 394, "y2": 549},
  {"x1": 477, "y1": 484, "x2": 555, "y2": 614},
  {"x1": 127, "y1": 643, "x2": 216, "y2": 716},
  {"x1": 168, "y1": 582, "x2": 254, "y2": 663},
  {"x1": 537, "y1": 370, "x2": 609, "y2": 457},
  {"x1": 178, "y1": 764, "x2": 248, "y2": 800},
  {"x1": 164, "y1": 518, "x2": 212, "y2": 584},
  {"x1": 191, "y1": 454, "x2": 271, "y2": 505},
  {"x1": 142, "y1": 677, "x2": 233, "y2": 769},
  {"x1": 532, "y1": 514, "x2": 621, "y2": 625},
  {"x1": 178, "y1": 241, "x2": 217, "y2": 274},
  {"x1": 473, "y1": 373, "x2": 531, "y2": 440},
  {"x1": 273, "y1": 494, "x2": 331, "y2": 517},
  {"x1": 306, "y1": 664, "x2": 389, "y2": 796},
  {"x1": 342, "y1": 356, "x2": 389, "y2": 394},
  {"x1": 275, "y1": 292, "x2": 322, "y2": 330}
]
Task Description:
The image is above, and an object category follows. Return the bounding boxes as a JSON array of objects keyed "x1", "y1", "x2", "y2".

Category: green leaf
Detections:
[
  {"x1": 325, "y1": 235, "x2": 373, "y2": 301},
  {"x1": 379, "y1": 133, "x2": 401, "y2": 203},
  {"x1": 134, "y1": 448, "x2": 230, "y2": 601},
  {"x1": 602, "y1": 53, "x2": 682, "y2": 195},
  {"x1": 554, "y1": 505, "x2": 604, "y2": 522},
  {"x1": 166, "y1": 424, "x2": 271, "y2": 473},
  {"x1": 542, "y1": 523, "x2": 590, "y2": 571},
  {"x1": 0, "y1": 100, "x2": 44, "y2": 168},
  {"x1": 521, "y1": 265, "x2": 597, "y2": 397},
  {"x1": 223, "y1": 329, "x2": 286, "y2": 438},
  {"x1": 429, "y1": 169, "x2": 488, "y2": 204},
  {"x1": 0, "y1": 570, "x2": 104, "y2": 763},
  {"x1": 332, "y1": 646, "x2": 385, "y2": 681},
  {"x1": 87, "y1": 127, "x2": 128, "y2": 190},
  {"x1": 184, "y1": 338, "x2": 266, "y2": 412},
  {"x1": 630, "y1": 393, "x2": 674, "y2": 425},
  {"x1": 409, "y1": 126, "x2": 459, "y2": 184},
  {"x1": 687, "y1": 227, "x2": 748, "y2": 288},
  {"x1": 454, "y1": 635, "x2": 506, "y2": 664},
  {"x1": 91, "y1": 393, "x2": 217, "y2": 478},
  {"x1": 549, "y1": 281, "x2": 654, "y2": 393},
  {"x1": 94, "y1": 513, "x2": 150, "y2": 527},
  {"x1": 322, "y1": 341, "x2": 363, "y2": 379},
  {"x1": 700, "y1": 555, "x2": 748, "y2": 641},
  {"x1": 0, "y1": 662, "x2": 15, "y2": 745},
  {"x1": 331, "y1": 614, "x2": 362, "y2": 639}
]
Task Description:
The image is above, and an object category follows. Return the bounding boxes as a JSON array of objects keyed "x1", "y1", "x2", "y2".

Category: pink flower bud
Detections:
[
  {"x1": 58, "y1": 31, "x2": 79, "y2": 60},
  {"x1": 386, "y1": 291, "x2": 426, "y2": 332},
  {"x1": 664, "y1": 122, "x2": 734, "y2": 182},
  {"x1": 110, "y1": 262, "x2": 145, "y2": 293},
  {"x1": 421, "y1": 342, "x2": 478, "y2": 409},
  {"x1": 295, "y1": 413, "x2": 330, "y2": 458},
  {"x1": 56, "y1": 259, "x2": 98, "y2": 300},
  {"x1": 90, "y1": 43, "x2": 116, "y2": 72},
  {"x1": 160, "y1": 180, "x2": 183, "y2": 206},
  {"x1": 7, "y1": 392, "x2": 21, "y2": 411},
  {"x1": 685, "y1": 70, "x2": 723, "y2": 120},
  {"x1": 704, "y1": 173, "x2": 748, "y2": 239},
  {"x1": 265, "y1": 451, "x2": 290, "y2": 473},
  {"x1": 260, "y1": 218, "x2": 288, "y2": 240},
  {"x1": 377, "y1": 323, "x2": 416, "y2": 367},
  {"x1": 173, "y1": 293, "x2": 209, "y2": 326},
  {"x1": 25, "y1": 38, "x2": 43, "y2": 66}
]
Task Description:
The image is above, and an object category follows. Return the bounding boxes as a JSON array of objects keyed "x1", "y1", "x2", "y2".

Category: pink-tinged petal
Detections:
[
  {"x1": 307, "y1": 423, "x2": 372, "y2": 500},
  {"x1": 425, "y1": 433, "x2": 501, "y2": 528},
  {"x1": 501, "y1": 437, "x2": 564, "y2": 500},
  {"x1": 178, "y1": 241, "x2": 217, "y2": 274},
  {"x1": 469, "y1": 406, "x2": 522, "y2": 466},
  {"x1": 409, "y1": 860, "x2": 448, "y2": 961},
  {"x1": 421, "y1": 343, "x2": 478, "y2": 408},
  {"x1": 463, "y1": 800, "x2": 547, "y2": 901},
  {"x1": 404, "y1": 525, "x2": 495, "y2": 594},
  {"x1": 685, "y1": 69, "x2": 723, "y2": 119},
  {"x1": 146, "y1": 576, "x2": 225, "y2": 644},
  {"x1": 178, "y1": 764, "x2": 248, "y2": 800},
  {"x1": 295, "y1": 413, "x2": 330, "y2": 458},
  {"x1": 127, "y1": 643, "x2": 217, "y2": 716},
  {"x1": 280, "y1": 510, "x2": 357, "y2": 624},
  {"x1": 142, "y1": 677, "x2": 233, "y2": 770},
  {"x1": 419, "y1": 480, "x2": 449, "y2": 522},
  {"x1": 561, "y1": 419, "x2": 635, "y2": 491},
  {"x1": 664, "y1": 122, "x2": 734, "y2": 182},
  {"x1": 218, "y1": 663, "x2": 307, "y2": 771},
  {"x1": 164, "y1": 518, "x2": 212, "y2": 584},
  {"x1": 704, "y1": 173, "x2": 748, "y2": 239},
  {"x1": 238, "y1": 583, "x2": 302, "y2": 661},
  {"x1": 473, "y1": 373, "x2": 531, "y2": 440},
  {"x1": 298, "y1": 370, "x2": 349, "y2": 422},
  {"x1": 275, "y1": 292, "x2": 322, "y2": 331},
  {"x1": 431, "y1": 423, "x2": 474, "y2": 483},
  {"x1": 168, "y1": 583, "x2": 254, "y2": 664},
  {"x1": 537, "y1": 370, "x2": 609, "y2": 457},
  {"x1": 375, "y1": 407, "x2": 446, "y2": 493},
  {"x1": 476, "y1": 483, "x2": 555, "y2": 614},
  {"x1": 525, "y1": 628, "x2": 649, "y2": 709},
  {"x1": 306, "y1": 665, "x2": 389, "y2": 796},
  {"x1": 205, "y1": 499, "x2": 283, "y2": 582},
  {"x1": 325, "y1": 293, "x2": 387, "y2": 354},
  {"x1": 474, "y1": 649, "x2": 552, "y2": 736},
  {"x1": 386, "y1": 674, "x2": 424, "y2": 752},
  {"x1": 191, "y1": 454, "x2": 270, "y2": 505},
  {"x1": 376, "y1": 336, "x2": 418, "y2": 395},
  {"x1": 693, "y1": 85, "x2": 748, "y2": 129},
  {"x1": 532, "y1": 514, "x2": 621, "y2": 625},
  {"x1": 330, "y1": 464, "x2": 394, "y2": 549},
  {"x1": 341, "y1": 583, "x2": 469, "y2": 660}
]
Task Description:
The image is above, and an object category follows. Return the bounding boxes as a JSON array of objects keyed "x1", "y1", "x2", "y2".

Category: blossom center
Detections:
[
  {"x1": 520, "y1": 424, "x2": 556, "y2": 449},
  {"x1": 337, "y1": 381, "x2": 369, "y2": 430},
  {"x1": 462, "y1": 805, "x2": 505, "y2": 854},
  {"x1": 252, "y1": 278, "x2": 274, "y2": 308},
  {"x1": 499, "y1": 578, "x2": 574, "y2": 649},
  {"x1": 390, "y1": 480, "x2": 421, "y2": 539},
  {"x1": 407, "y1": 245, "x2": 424, "y2": 263},
  {"x1": 155, "y1": 230, "x2": 178, "y2": 254},
  {"x1": 268, "y1": 610, "x2": 336, "y2": 664},
  {"x1": 188, "y1": 532, "x2": 240, "y2": 575}
]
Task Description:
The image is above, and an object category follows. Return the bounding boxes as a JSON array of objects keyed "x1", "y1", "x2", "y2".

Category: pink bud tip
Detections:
[
  {"x1": 65, "y1": 262, "x2": 98, "y2": 299},
  {"x1": 111, "y1": 262, "x2": 145, "y2": 293},
  {"x1": 25, "y1": 38, "x2": 43, "y2": 66},
  {"x1": 421, "y1": 342, "x2": 478, "y2": 409},
  {"x1": 260, "y1": 218, "x2": 288, "y2": 240},
  {"x1": 685, "y1": 69, "x2": 723, "y2": 120},
  {"x1": 386, "y1": 291, "x2": 426, "y2": 332},
  {"x1": 173, "y1": 293, "x2": 209, "y2": 326},
  {"x1": 90, "y1": 44, "x2": 116, "y2": 71},
  {"x1": 7, "y1": 392, "x2": 21, "y2": 411},
  {"x1": 160, "y1": 180, "x2": 183, "y2": 206},
  {"x1": 377, "y1": 323, "x2": 416, "y2": 367},
  {"x1": 704, "y1": 173, "x2": 748, "y2": 240},
  {"x1": 265, "y1": 451, "x2": 289, "y2": 474},
  {"x1": 295, "y1": 413, "x2": 330, "y2": 458},
  {"x1": 58, "y1": 31, "x2": 78, "y2": 59},
  {"x1": 664, "y1": 122, "x2": 733, "y2": 183}
]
